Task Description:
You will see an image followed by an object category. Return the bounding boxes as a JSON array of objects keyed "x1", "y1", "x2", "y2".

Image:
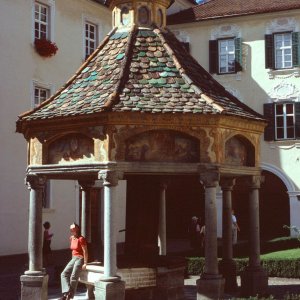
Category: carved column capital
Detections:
[
  {"x1": 200, "y1": 171, "x2": 220, "y2": 188},
  {"x1": 25, "y1": 174, "x2": 46, "y2": 190},
  {"x1": 220, "y1": 178, "x2": 236, "y2": 191},
  {"x1": 244, "y1": 175, "x2": 265, "y2": 189},
  {"x1": 99, "y1": 170, "x2": 120, "y2": 187},
  {"x1": 159, "y1": 177, "x2": 170, "y2": 190}
]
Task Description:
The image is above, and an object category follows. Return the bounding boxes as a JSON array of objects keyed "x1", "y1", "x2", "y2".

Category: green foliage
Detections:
[{"x1": 186, "y1": 256, "x2": 300, "y2": 278}]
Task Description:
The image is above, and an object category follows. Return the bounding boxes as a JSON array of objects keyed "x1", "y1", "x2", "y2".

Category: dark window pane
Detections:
[
  {"x1": 276, "y1": 116, "x2": 283, "y2": 127},
  {"x1": 286, "y1": 116, "x2": 294, "y2": 126},
  {"x1": 286, "y1": 104, "x2": 294, "y2": 114},
  {"x1": 287, "y1": 127, "x2": 295, "y2": 138},
  {"x1": 277, "y1": 128, "x2": 284, "y2": 139},
  {"x1": 276, "y1": 105, "x2": 283, "y2": 115}
]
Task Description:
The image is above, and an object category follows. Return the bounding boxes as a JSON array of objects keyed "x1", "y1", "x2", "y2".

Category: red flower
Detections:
[{"x1": 34, "y1": 38, "x2": 58, "y2": 57}]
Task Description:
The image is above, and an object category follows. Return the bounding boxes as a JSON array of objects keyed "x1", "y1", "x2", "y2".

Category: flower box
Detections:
[{"x1": 34, "y1": 38, "x2": 58, "y2": 57}]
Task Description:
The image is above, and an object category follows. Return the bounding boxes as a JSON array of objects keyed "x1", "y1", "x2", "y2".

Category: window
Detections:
[
  {"x1": 219, "y1": 39, "x2": 235, "y2": 73},
  {"x1": 263, "y1": 102, "x2": 300, "y2": 141},
  {"x1": 265, "y1": 32, "x2": 300, "y2": 69},
  {"x1": 275, "y1": 103, "x2": 295, "y2": 139},
  {"x1": 42, "y1": 180, "x2": 51, "y2": 209},
  {"x1": 35, "y1": 2, "x2": 49, "y2": 39},
  {"x1": 34, "y1": 86, "x2": 50, "y2": 107},
  {"x1": 85, "y1": 22, "x2": 98, "y2": 59},
  {"x1": 138, "y1": 6, "x2": 150, "y2": 26},
  {"x1": 274, "y1": 33, "x2": 292, "y2": 69},
  {"x1": 209, "y1": 38, "x2": 242, "y2": 74}
]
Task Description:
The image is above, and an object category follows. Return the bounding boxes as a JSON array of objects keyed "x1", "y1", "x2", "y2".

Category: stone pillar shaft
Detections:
[
  {"x1": 204, "y1": 185, "x2": 218, "y2": 275},
  {"x1": 158, "y1": 182, "x2": 167, "y2": 256},
  {"x1": 26, "y1": 175, "x2": 46, "y2": 273},
  {"x1": 220, "y1": 179, "x2": 235, "y2": 260},
  {"x1": 79, "y1": 180, "x2": 94, "y2": 242},
  {"x1": 248, "y1": 184, "x2": 261, "y2": 268},
  {"x1": 99, "y1": 170, "x2": 119, "y2": 278}
]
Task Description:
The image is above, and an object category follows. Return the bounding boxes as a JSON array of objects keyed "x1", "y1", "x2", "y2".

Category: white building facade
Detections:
[
  {"x1": 169, "y1": 1, "x2": 300, "y2": 238},
  {"x1": 0, "y1": 0, "x2": 112, "y2": 255}
]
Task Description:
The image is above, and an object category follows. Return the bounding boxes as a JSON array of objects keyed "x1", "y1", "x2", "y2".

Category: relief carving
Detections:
[{"x1": 48, "y1": 134, "x2": 94, "y2": 164}]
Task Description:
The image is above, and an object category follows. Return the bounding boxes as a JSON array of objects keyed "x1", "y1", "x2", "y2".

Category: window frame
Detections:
[
  {"x1": 264, "y1": 102, "x2": 300, "y2": 141},
  {"x1": 84, "y1": 21, "x2": 98, "y2": 60},
  {"x1": 209, "y1": 37, "x2": 242, "y2": 75},
  {"x1": 275, "y1": 102, "x2": 295, "y2": 140},
  {"x1": 218, "y1": 38, "x2": 236, "y2": 74},
  {"x1": 33, "y1": 85, "x2": 50, "y2": 108},
  {"x1": 42, "y1": 180, "x2": 52, "y2": 209},
  {"x1": 32, "y1": 0, "x2": 55, "y2": 43},
  {"x1": 274, "y1": 32, "x2": 293, "y2": 70}
]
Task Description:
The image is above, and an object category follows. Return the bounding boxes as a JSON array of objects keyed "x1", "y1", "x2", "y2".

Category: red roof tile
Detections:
[{"x1": 168, "y1": 0, "x2": 300, "y2": 25}]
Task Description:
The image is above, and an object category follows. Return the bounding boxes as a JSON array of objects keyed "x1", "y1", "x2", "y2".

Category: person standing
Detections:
[
  {"x1": 232, "y1": 210, "x2": 240, "y2": 245},
  {"x1": 43, "y1": 221, "x2": 53, "y2": 267},
  {"x1": 60, "y1": 223, "x2": 88, "y2": 300}
]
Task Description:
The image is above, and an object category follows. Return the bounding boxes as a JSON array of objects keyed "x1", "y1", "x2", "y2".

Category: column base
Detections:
[
  {"x1": 240, "y1": 266, "x2": 268, "y2": 297},
  {"x1": 219, "y1": 258, "x2": 238, "y2": 293},
  {"x1": 20, "y1": 273, "x2": 49, "y2": 300},
  {"x1": 94, "y1": 278, "x2": 125, "y2": 300},
  {"x1": 196, "y1": 274, "x2": 225, "y2": 300}
]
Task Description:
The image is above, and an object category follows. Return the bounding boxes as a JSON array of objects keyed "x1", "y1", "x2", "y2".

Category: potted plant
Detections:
[{"x1": 34, "y1": 38, "x2": 58, "y2": 57}]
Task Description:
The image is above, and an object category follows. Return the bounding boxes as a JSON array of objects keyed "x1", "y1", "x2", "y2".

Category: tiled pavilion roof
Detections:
[
  {"x1": 167, "y1": 0, "x2": 300, "y2": 25},
  {"x1": 17, "y1": 26, "x2": 263, "y2": 130}
]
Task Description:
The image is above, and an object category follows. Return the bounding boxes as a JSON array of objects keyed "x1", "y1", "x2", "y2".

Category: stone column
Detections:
[
  {"x1": 21, "y1": 175, "x2": 48, "y2": 300},
  {"x1": 197, "y1": 171, "x2": 224, "y2": 300},
  {"x1": 78, "y1": 180, "x2": 94, "y2": 243},
  {"x1": 158, "y1": 181, "x2": 167, "y2": 256},
  {"x1": 219, "y1": 178, "x2": 237, "y2": 293},
  {"x1": 241, "y1": 175, "x2": 268, "y2": 297},
  {"x1": 95, "y1": 170, "x2": 125, "y2": 300}
]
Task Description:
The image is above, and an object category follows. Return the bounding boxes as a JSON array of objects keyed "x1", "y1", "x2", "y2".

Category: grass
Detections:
[{"x1": 261, "y1": 248, "x2": 300, "y2": 260}]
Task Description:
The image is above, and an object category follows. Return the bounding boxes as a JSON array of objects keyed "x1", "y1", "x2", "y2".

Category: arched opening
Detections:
[
  {"x1": 124, "y1": 174, "x2": 204, "y2": 256},
  {"x1": 232, "y1": 170, "x2": 290, "y2": 241}
]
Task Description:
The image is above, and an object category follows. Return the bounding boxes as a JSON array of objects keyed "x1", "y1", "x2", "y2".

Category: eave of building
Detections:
[
  {"x1": 167, "y1": 2, "x2": 300, "y2": 25},
  {"x1": 19, "y1": 111, "x2": 266, "y2": 142}
]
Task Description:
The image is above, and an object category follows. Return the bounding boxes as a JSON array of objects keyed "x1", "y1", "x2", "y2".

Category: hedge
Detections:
[{"x1": 186, "y1": 257, "x2": 300, "y2": 278}]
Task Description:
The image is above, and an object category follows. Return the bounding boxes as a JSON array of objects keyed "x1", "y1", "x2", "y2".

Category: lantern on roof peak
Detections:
[{"x1": 108, "y1": 0, "x2": 172, "y2": 28}]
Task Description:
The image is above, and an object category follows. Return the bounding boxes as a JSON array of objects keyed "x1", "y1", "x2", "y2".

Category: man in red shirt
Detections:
[{"x1": 60, "y1": 223, "x2": 88, "y2": 300}]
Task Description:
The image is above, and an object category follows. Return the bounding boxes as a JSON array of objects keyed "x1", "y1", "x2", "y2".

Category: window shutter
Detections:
[
  {"x1": 263, "y1": 103, "x2": 275, "y2": 141},
  {"x1": 265, "y1": 34, "x2": 274, "y2": 69},
  {"x1": 209, "y1": 40, "x2": 218, "y2": 74},
  {"x1": 292, "y1": 32, "x2": 300, "y2": 67},
  {"x1": 295, "y1": 102, "x2": 300, "y2": 139},
  {"x1": 235, "y1": 37, "x2": 242, "y2": 72}
]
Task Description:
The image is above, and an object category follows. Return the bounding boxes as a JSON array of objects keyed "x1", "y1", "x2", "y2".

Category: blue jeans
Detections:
[{"x1": 61, "y1": 256, "x2": 83, "y2": 294}]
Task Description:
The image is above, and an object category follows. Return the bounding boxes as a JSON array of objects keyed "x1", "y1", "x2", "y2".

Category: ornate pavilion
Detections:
[{"x1": 17, "y1": 0, "x2": 268, "y2": 299}]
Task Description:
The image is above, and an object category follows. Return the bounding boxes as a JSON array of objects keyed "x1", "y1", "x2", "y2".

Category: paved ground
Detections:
[{"x1": 1, "y1": 242, "x2": 300, "y2": 299}]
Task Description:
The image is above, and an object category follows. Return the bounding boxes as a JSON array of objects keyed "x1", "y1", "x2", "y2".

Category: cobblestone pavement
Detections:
[{"x1": 1, "y1": 248, "x2": 300, "y2": 300}]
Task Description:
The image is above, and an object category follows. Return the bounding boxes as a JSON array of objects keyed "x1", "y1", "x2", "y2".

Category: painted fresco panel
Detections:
[
  {"x1": 225, "y1": 137, "x2": 247, "y2": 166},
  {"x1": 48, "y1": 134, "x2": 94, "y2": 164},
  {"x1": 125, "y1": 130, "x2": 199, "y2": 162}
]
